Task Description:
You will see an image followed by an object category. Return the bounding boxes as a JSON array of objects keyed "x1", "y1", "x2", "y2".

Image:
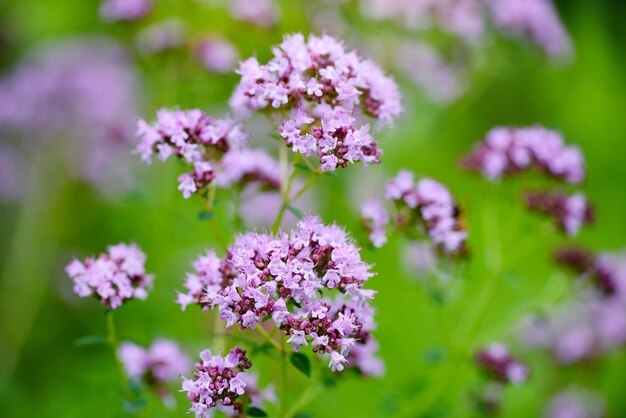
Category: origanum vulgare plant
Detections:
[{"x1": 66, "y1": 31, "x2": 610, "y2": 418}]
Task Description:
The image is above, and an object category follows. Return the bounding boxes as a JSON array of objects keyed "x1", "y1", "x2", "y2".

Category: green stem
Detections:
[
  {"x1": 289, "y1": 172, "x2": 319, "y2": 203},
  {"x1": 279, "y1": 341, "x2": 288, "y2": 417},
  {"x1": 205, "y1": 185, "x2": 227, "y2": 252},
  {"x1": 271, "y1": 146, "x2": 298, "y2": 234},
  {"x1": 256, "y1": 326, "x2": 284, "y2": 354},
  {"x1": 106, "y1": 310, "x2": 129, "y2": 397},
  {"x1": 285, "y1": 372, "x2": 321, "y2": 418}
]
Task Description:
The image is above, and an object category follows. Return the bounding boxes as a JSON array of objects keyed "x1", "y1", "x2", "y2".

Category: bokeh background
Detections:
[{"x1": 1, "y1": 0, "x2": 626, "y2": 417}]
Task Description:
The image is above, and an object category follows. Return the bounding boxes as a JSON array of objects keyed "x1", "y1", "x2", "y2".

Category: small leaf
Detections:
[
  {"x1": 293, "y1": 413, "x2": 315, "y2": 418},
  {"x1": 245, "y1": 407, "x2": 268, "y2": 417},
  {"x1": 295, "y1": 162, "x2": 312, "y2": 172},
  {"x1": 286, "y1": 205, "x2": 304, "y2": 220},
  {"x1": 123, "y1": 398, "x2": 147, "y2": 414},
  {"x1": 422, "y1": 347, "x2": 447, "y2": 365},
  {"x1": 321, "y1": 376, "x2": 337, "y2": 388},
  {"x1": 74, "y1": 335, "x2": 107, "y2": 347},
  {"x1": 198, "y1": 210, "x2": 214, "y2": 221},
  {"x1": 251, "y1": 342, "x2": 277, "y2": 357},
  {"x1": 290, "y1": 352, "x2": 311, "y2": 377}
]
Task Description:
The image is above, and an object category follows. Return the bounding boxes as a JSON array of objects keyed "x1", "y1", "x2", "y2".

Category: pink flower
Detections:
[
  {"x1": 66, "y1": 243, "x2": 154, "y2": 309},
  {"x1": 100, "y1": 0, "x2": 152, "y2": 22},
  {"x1": 119, "y1": 339, "x2": 190, "y2": 383}
]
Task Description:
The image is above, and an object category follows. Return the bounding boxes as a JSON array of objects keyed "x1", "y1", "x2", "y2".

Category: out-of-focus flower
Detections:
[
  {"x1": 545, "y1": 388, "x2": 605, "y2": 418},
  {"x1": 395, "y1": 41, "x2": 465, "y2": 103},
  {"x1": 177, "y1": 215, "x2": 380, "y2": 373},
  {"x1": 66, "y1": 243, "x2": 154, "y2": 309},
  {"x1": 361, "y1": 200, "x2": 389, "y2": 248},
  {"x1": 524, "y1": 190, "x2": 594, "y2": 237},
  {"x1": 487, "y1": 0, "x2": 573, "y2": 60},
  {"x1": 230, "y1": 33, "x2": 402, "y2": 172},
  {"x1": 475, "y1": 342, "x2": 530, "y2": 385},
  {"x1": 135, "y1": 109, "x2": 248, "y2": 198},
  {"x1": 119, "y1": 339, "x2": 190, "y2": 384},
  {"x1": 403, "y1": 241, "x2": 437, "y2": 277},
  {"x1": 520, "y1": 249, "x2": 626, "y2": 364},
  {"x1": 100, "y1": 0, "x2": 152, "y2": 22},
  {"x1": 196, "y1": 38, "x2": 239, "y2": 73},
  {"x1": 463, "y1": 126, "x2": 585, "y2": 184},
  {"x1": 362, "y1": 170, "x2": 467, "y2": 254},
  {"x1": 181, "y1": 347, "x2": 257, "y2": 417},
  {"x1": 136, "y1": 19, "x2": 187, "y2": 55},
  {"x1": 228, "y1": 0, "x2": 279, "y2": 27},
  {"x1": 0, "y1": 38, "x2": 140, "y2": 193},
  {"x1": 215, "y1": 149, "x2": 280, "y2": 190}
]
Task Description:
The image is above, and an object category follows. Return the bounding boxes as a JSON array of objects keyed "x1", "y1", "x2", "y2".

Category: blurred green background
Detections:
[{"x1": 1, "y1": 0, "x2": 626, "y2": 417}]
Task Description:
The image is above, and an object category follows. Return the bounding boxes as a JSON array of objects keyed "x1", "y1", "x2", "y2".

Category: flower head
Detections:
[
  {"x1": 181, "y1": 347, "x2": 255, "y2": 417},
  {"x1": 119, "y1": 339, "x2": 190, "y2": 383},
  {"x1": 230, "y1": 33, "x2": 402, "y2": 171},
  {"x1": 362, "y1": 170, "x2": 467, "y2": 254},
  {"x1": 475, "y1": 343, "x2": 529, "y2": 385},
  {"x1": 100, "y1": 0, "x2": 152, "y2": 22},
  {"x1": 66, "y1": 243, "x2": 153, "y2": 309},
  {"x1": 178, "y1": 216, "x2": 379, "y2": 372},
  {"x1": 463, "y1": 126, "x2": 585, "y2": 183},
  {"x1": 524, "y1": 190, "x2": 594, "y2": 237}
]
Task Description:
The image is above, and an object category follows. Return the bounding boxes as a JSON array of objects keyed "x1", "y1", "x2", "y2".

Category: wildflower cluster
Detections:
[
  {"x1": 524, "y1": 190, "x2": 594, "y2": 236},
  {"x1": 135, "y1": 109, "x2": 284, "y2": 198},
  {"x1": 119, "y1": 339, "x2": 190, "y2": 384},
  {"x1": 475, "y1": 343, "x2": 530, "y2": 385},
  {"x1": 178, "y1": 216, "x2": 381, "y2": 374},
  {"x1": 66, "y1": 243, "x2": 153, "y2": 309},
  {"x1": 359, "y1": 0, "x2": 571, "y2": 59},
  {"x1": 361, "y1": 170, "x2": 467, "y2": 254},
  {"x1": 230, "y1": 33, "x2": 402, "y2": 171},
  {"x1": 100, "y1": 0, "x2": 152, "y2": 22},
  {"x1": 181, "y1": 347, "x2": 256, "y2": 417},
  {"x1": 462, "y1": 126, "x2": 584, "y2": 183},
  {"x1": 463, "y1": 126, "x2": 592, "y2": 237},
  {"x1": 545, "y1": 387, "x2": 605, "y2": 418},
  {"x1": 520, "y1": 248, "x2": 626, "y2": 364}
]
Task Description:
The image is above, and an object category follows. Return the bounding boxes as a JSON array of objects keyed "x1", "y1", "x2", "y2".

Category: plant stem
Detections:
[
  {"x1": 256, "y1": 326, "x2": 284, "y2": 354},
  {"x1": 285, "y1": 372, "x2": 321, "y2": 418},
  {"x1": 272, "y1": 145, "x2": 298, "y2": 234},
  {"x1": 205, "y1": 184, "x2": 227, "y2": 252},
  {"x1": 279, "y1": 339, "x2": 288, "y2": 417},
  {"x1": 106, "y1": 310, "x2": 129, "y2": 398},
  {"x1": 289, "y1": 172, "x2": 319, "y2": 203}
]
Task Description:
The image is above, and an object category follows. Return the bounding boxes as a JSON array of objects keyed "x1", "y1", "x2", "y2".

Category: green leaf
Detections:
[
  {"x1": 290, "y1": 352, "x2": 311, "y2": 377},
  {"x1": 74, "y1": 335, "x2": 107, "y2": 347},
  {"x1": 286, "y1": 205, "x2": 304, "y2": 220},
  {"x1": 422, "y1": 347, "x2": 447, "y2": 364},
  {"x1": 295, "y1": 162, "x2": 312, "y2": 172},
  {"x1": 293, "y1": 413, "x2": 315, "y2": 418},
  {"x1": 251, "y1": 342, "x2": 277, "y2": 357},
  {"x1": 245, "y1": 407, "x2": 268, "y2": 417},
  {"x1": 123, "y1": 398, "x2": 147, "y2": 414},
  {"x1": 321, "y1": 376, "x2": 337, "y2": 388},
  {"x1": 198, "y1": 210, "x2": 214, "y2": 221}
]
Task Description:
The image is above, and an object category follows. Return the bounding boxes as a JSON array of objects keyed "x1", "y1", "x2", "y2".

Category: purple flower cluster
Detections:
[
  {"x1": 181, "y1": 347, "x2": 254, "y2": 417},
  {"x1": 195, "y1": 38, "x2": 239, "y2": 74},
  {"x1": 545, "y1": 388, "x2": 605, "y2": 418},
  {"x1": 520, "y1": 249, "x2": 626, "y2": 364},
  {"x1": 475, "y1": 343, "x2": 530, "y2": 385},
  {"x1": 361, "y1": 170, "x2": 467, "y2": 254},
  {"x1": 488, "y1": 0, "x2": 573, "y2": 59},
  {"x1": 361, "y1": 200, "x2": 389, "y2": 248},
  {"x1": 177, "y1": 216, "x2": 381, "y2": 374},
  {"x1": 524, "y1": 191, "x2": 594, "y2": 237},
  {"x1": 135, "y1": 109, "x2": 283, "y2": 199},
  {"x1": 228, "y1": 0, "x2": 279, "y2": 27},
  {"x1": 0, "y1": 38, "x2": 140, "y2": 193},
  {"x1": 358, "y1": 0, "x2": 571, "y2": 59},
  {"x1": 230, "y1": 33, "x2": 402, "y2": 171},
  {"x1": 66, "y1": 243, "x2": 154, "y2": 309},
  {"x1": 463, "y1": 126, "x2": 585, "y2": 183},
  {"x1": 119, "y1": 339, "x2": 190, "y2": 384},
  {"x1": 100, "y1": 0, "x2": 152, "y2": 22}
]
